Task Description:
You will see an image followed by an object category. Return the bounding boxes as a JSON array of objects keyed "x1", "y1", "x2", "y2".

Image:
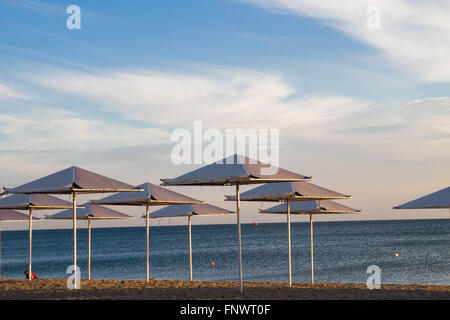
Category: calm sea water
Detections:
[{"x1": 0, "y1": 219, "x2": 448, "y2": 285}]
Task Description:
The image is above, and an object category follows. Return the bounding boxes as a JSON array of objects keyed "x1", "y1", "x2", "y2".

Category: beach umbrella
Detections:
[
  {"x1": 45, "y1": 203, "x2": 134, "y2": 280},
  {"x1": 260, "y1": 200, "x2": 361, "y2": 283},
  {"x1": 225, "y1": 181, "x2": 351, "y2": 285},
  {"x1": 0, "y1": 194, "x2": 77, "y2": 281},
  {"x1": 3, "y1": 166, "x2": 141, "y2": 288},
  {"x1": 161, "y1": 153, "x2": 311, "y2": 293},
  {"x1": 0, "y1": 210, "x2": 40, "y2": 279},
  {"x1": 150, "y1": 203, "x2": 235, "y2": 281},
  {"x1": 393, "y1": 186, "x2": 450, "y2": 214},
  {"x1": 91, "y1": 182, "x2": 204, "y2": 281}
]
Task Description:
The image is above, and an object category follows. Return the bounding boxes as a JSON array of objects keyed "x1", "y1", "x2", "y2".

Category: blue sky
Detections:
[
  {"x1": 2, "y1": 0, "x2": 444, "y2": 102},
  {"x1": 0, "y1": 0, "x2": 449, "y2": 229}
]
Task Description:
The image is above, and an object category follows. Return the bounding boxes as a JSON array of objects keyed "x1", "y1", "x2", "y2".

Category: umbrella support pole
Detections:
[
  {"x1": 310, "y1": 213, "x2": 314, "y2": 284},
  {"x1": 146, "y1": 204, "x2": 150, "y2": 282},
  {"x1": 88, "y1": 218, "x2": 91, "y2": 280},
  {"x1": 28, "y1": 208, "x2": 32, "y2": 281},
  {"x1": 236, "y1": 184, "x2": 243, "y2": 294},
  {"x1": 73, "y1": 192, "x2": 78, "y2": 289},
  {"x1": 188, "y1": 216, "x2": 192, "y2": 281},
  {"x1": 287, "y1": 199, "x2": 292, "y2": 286},
  {"x1": 0, "y1": 223, "x2": 2, "y2": 279}
]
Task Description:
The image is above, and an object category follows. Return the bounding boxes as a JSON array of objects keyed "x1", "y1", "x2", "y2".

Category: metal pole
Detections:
[
  {"x1": 236, "y1": 184, "x2": 243, "y2": 294},
  {"x1": 0, "y1": 223, "x2": 2, "y2": 279},
  {"x1": 310, "y1": 213, "x2": 314, "y2": 284},
  {"x1": 28, "y1": 208, "x2": 32, "y2": 281},
  {"x1": 188, "y1": 216, "x2": 192, "y2": 281},
  {"x1": 287, "y1": 199, "x2": 292, "y2": 286},
  {"x1": 73, "y1": 192, "x2": 78, "y2": 289},
  {"x1": 146, "y1": 204, "x2": 150, "y2": 282},
  {"x1": 88, "y1": 217, "x2": 91, "y2": 280}
]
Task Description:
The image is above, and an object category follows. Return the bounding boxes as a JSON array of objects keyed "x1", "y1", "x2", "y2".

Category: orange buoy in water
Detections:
[
  {"x1": 211, "y1": 262, "x2": 215, "y2": 267},
  {"x1": 394, "y1": 253, "x2": 399, "y2": 257}
]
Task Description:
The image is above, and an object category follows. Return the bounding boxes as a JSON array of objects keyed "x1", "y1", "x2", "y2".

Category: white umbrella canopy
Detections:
[
  {"x1": 3, "y1": 166, "x2": 140, "y2": 288},
  {"x1": 150, "y1": 203, "x2": 234, "y2": 281},
  {"x1": 260, "y1": 199, "x2": 361, "y2": 214},
  {"x1": 0, "y1": 194, "x2": 78, "y2": 210},
  {"x1": 0, "y1": 210, "x2": 40, "y2": 279},
  {"x1": 0, "y1": 194, "x2": 78, "y2": 281},
  {"x1": 161, "y1": 154, "x2": 311, "y2": 186},
  {"x1": 91, "y1": 182, "x2": 203, "y2": 206},
  {"x1": 3, "y1": 166, "x2": 140, "y2": 194},
  {"x1": 91, "y1": 182, "x2": 204, "y2": 281},
  {"x1": 0, "y1": 209, "x2": 39, "y2": 222},
  {"x1": 45, "y1": 203, "x2": 133, "y2": 280},
  {"x1": 47, "y1": 203, "x2": 133, "y2": 220},
  {"x1": 261, "y1": 199, "x2": 361, "y2": 284},
  {"x1": 161, "y1": 153, "x2": 311, "y2": 293},
  {"x1": 150, "y1": 203, "x2": 234, "y2": 218},
  {"x1": 225, "y1": 181, "x2": 350, "y2": 201},
  {"x1": 393, "y1": 186, "x2": 450, "y2": 210}
]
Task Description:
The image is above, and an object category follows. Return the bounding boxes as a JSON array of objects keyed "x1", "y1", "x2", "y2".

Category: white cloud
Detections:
[
  {"x1": 326, "y1": 97, "x2": 450, "y2": 162},
  {"x1": 0, "y1": 0, "x2": 62, "y2": 15},
  {"x1": 0, "y1": 108, "x2": 170, "y2": 151},
  {"x1": 0, "y1": 83, "x2": 29, "y2": 100},
  {"x1": 19, "y1": 66, "x2": 449, "y2": 167},
  {"x1": 25, "y1": 66, "x2": 368, "y2": 132},
  {"x1": 237, "y1": 0, "x2": 450, "y2": 82}
]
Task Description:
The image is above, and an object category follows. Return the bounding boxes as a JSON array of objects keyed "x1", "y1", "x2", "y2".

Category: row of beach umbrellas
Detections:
[{"x1": 0, "y1": 154, "x2": 447, "y2": 291}]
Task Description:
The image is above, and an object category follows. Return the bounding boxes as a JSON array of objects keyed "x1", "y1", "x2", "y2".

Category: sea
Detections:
[{"x1": 0, "y1": 219, "x2": 448, "y2": 285}]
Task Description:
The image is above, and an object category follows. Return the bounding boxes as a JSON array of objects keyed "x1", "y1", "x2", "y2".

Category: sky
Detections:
[{"x1": 0, "y1": 0, "x2": 449, "y2": 230}]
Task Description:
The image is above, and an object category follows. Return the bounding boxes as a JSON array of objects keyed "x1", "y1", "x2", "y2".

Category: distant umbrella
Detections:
[
  {"x1": 91, "y1": 182, "x2": 203, "y2": 281},
  {"x1": 0, "y1": 210, "x2": 40, "y2": 279},
  {"x1": 226, "y1": 181, "x2": 352, "y2": 285},
  {"x1": 260, "y1": 199, "x2": 361, "y2": 214},
  {"x1": 161, "y1": 154, "x2": 311, "y2": 293},
  {"x1": 260, "y1": 200, "x2": 361, "y2": 284},
  {"x1": 394, "y1": 186, "x2": 450, "y2": 213},
  {"x1": 45, "y1": 203, "x2": 134, "y2": 280},
  {"x1": 150, "y1": 203, "x2": 234, "y2": 281}
]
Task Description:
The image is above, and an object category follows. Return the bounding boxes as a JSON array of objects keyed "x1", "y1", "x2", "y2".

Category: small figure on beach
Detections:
[{"x1": 24, "y1": 270, "x2": 38, "y2": 279}]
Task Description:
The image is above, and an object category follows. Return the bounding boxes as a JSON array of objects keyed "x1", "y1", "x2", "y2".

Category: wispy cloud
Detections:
[
  {"x1": 0, "y1": 0, "x2": 63, "y2": 15},
  {"x1": 17, "y1": 65, "x2": 450, "y2": 164},
  {"x1": 0, "y1": 83, "x2": 29, "y2": 100},
  {"x1": 23, "y1": 66, "x2": 368, "y2": 131},
  {"x1": 0, "y1": 107, "x2": 170, "y2": 152},
  {"x1": 237, "y1": 0, "x2": 450, "y2": 82}
]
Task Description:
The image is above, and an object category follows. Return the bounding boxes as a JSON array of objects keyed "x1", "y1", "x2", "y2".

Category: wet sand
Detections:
[{"x1": 0, "y1": 279, "x2": 448, "y2": 300}]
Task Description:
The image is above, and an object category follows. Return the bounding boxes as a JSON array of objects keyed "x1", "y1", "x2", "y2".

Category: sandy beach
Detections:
[{"x1": 0, "y1": 279, "x2": 448, "y2": 300}]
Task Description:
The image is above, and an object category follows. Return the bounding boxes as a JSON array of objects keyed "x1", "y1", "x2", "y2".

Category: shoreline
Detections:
[
  {"x1": 2, "y1": 217, "x2": 449, "y2": 232},
  {"x1": 0, "y1": 279, "x2": 448, "y2": 300}
]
